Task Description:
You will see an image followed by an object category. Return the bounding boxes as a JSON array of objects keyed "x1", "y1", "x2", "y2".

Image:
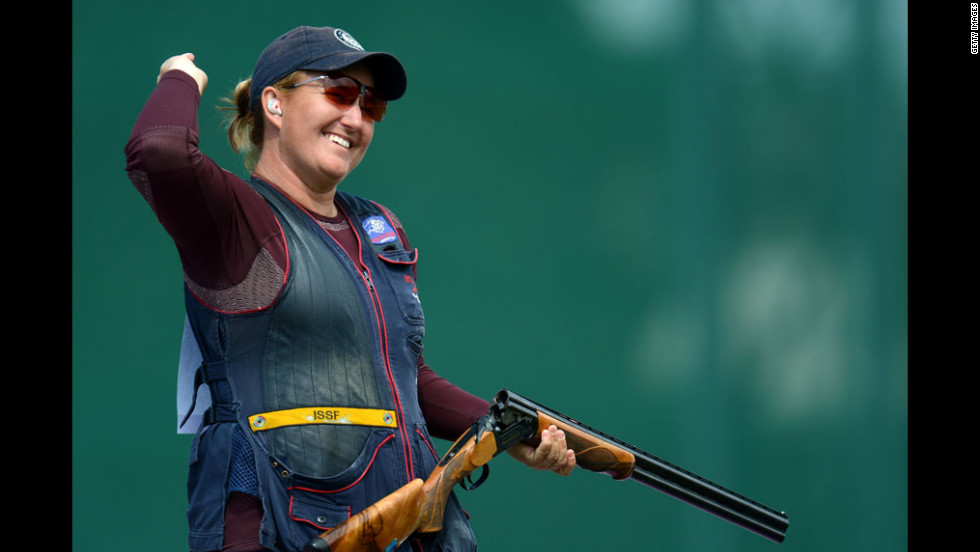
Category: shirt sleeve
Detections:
[
  {"x1": 124, "y1": 70, "x2": 285, "y2": 292},
  {"x1": 417, "y1": 357, "x2": 491, "y2": 441}
]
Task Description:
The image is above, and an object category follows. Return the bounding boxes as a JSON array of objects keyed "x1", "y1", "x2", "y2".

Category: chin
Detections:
[{"x1": 327, "y1": 159, "x2": 362, "y2": 181}]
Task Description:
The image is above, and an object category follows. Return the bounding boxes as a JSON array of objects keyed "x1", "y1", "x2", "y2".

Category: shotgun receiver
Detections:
[{"x1": 304, "y1": 389, "x2": 789, "y2": 551}]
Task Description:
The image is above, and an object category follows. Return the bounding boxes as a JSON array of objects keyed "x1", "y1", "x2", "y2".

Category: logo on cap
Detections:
[
  {"x1": 362, "y1": 216, "x2": 398, "y2": 245},
  {"x1": 335, "y1": 29, "x2": 365, "y2": 52}
]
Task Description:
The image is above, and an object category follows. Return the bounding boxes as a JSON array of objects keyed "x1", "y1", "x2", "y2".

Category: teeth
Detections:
[{"x1": 328, "y1": 134, "x2": 351, "y2": 149}]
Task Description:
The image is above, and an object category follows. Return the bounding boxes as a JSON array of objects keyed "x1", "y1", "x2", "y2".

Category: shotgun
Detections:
[{"x1": 303, "y1": 389, "x2": 789, "y2": 551}]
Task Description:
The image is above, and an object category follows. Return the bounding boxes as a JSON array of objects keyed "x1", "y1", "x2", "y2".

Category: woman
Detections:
[{"x1": 125, "y1": 25, "x2": 574, "y2": 552}]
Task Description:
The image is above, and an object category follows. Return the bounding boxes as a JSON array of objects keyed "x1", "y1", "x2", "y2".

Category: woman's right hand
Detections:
[{"x1": 158, "y1": 53, "x2": 208, "y2": 96}]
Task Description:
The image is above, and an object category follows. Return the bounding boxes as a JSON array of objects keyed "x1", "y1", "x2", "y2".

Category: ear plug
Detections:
[{"x1": 268, "y1": 98, "x2": 282, "y2": 115}]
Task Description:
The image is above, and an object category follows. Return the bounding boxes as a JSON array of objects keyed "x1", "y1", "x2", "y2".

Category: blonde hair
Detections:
[{"x1": 219, "y1": 71, "x2": 308, "y2": 170}]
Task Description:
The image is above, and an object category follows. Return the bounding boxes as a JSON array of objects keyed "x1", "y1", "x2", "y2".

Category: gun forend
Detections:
[{"x1": 490, "y1": 389, "x2": 790, "y2": 543}]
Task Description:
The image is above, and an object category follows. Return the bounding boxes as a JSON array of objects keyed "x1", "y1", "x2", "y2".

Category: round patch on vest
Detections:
[
  {"x1": 252, "y1": 416, "x2": 266, "y2": 429},
  {"x1": 362, "y1": 216, "x2": 398, "y2": 245},
  {"x1": 383, "y1": 412, "x2": 394, "y2": 425}
]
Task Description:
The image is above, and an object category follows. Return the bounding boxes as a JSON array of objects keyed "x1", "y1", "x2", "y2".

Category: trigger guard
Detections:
[{"x1": 460, "y1": 464, "x2": 490, "y2": 491}]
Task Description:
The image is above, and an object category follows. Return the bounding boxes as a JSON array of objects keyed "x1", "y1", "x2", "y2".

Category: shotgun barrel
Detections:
[{"x1": 491, "y1": 389, "x2": 789, "y2": 543}]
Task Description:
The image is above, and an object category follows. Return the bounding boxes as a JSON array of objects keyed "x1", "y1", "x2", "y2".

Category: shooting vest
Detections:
[{"x1": 181, "y1": 176, "x2": 476, "y2": 552}]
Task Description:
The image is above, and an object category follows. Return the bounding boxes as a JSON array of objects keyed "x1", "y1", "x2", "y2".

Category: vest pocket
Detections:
[
  {"x1": 281, "y1": 429, "x2": 402, "y2": 529},
  {"x1": 376, "y1": 248, "x2": 425, "y2": 325},
  {"x1": 289, "y1": 491, "x2": 352, "y2": 531}
]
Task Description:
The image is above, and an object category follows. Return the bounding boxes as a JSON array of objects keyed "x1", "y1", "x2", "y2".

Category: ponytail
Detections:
[{"x1": 220, "y1": 78, "x2": 263, "y2": 170}]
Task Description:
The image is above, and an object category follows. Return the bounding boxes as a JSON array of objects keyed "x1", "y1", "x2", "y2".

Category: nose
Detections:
[{"x1": 338, "y1": 99, "x2": 366, "y2": 129}]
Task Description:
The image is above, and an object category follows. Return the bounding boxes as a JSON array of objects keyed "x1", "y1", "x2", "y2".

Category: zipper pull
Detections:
[{"x1": 363, "y1": 270, "x2": 374, "y2": 291}]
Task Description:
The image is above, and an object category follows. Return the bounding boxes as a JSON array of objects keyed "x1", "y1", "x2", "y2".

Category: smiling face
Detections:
[{"x1": 260, "y1": 63, "x2": 377, "y2": 194}]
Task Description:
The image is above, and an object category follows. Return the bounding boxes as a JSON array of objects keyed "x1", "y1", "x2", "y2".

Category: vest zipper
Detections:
[
  {"x1": 358, "y1": 263, "x2": 415, "y2": 483},
  {"x1": 335, "y1": 206, "x2": 413, "y2": 484}
]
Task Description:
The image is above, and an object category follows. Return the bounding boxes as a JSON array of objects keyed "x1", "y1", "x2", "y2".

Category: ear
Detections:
[{"x1": 261, "y1": 87, "x2": 283, "y2": 128}]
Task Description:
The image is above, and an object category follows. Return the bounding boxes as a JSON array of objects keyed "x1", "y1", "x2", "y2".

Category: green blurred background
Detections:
[{"x1": 72, "y1": 0, "x2": 907, "y2": 550}]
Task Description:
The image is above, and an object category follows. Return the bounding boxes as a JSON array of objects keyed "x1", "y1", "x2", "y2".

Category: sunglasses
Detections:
[{"x1": 284, "y1": 74, "x2": 387, "y2": 122}]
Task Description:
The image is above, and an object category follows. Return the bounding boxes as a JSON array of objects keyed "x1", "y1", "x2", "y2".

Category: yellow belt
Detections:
[{"x1": 248, "y1": 406, "x2": 397, "y2": 432}]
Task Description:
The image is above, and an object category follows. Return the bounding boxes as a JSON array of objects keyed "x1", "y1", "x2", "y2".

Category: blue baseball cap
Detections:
[{"x1": 249, "y1": 26, "x2": 407, "y2": 111}]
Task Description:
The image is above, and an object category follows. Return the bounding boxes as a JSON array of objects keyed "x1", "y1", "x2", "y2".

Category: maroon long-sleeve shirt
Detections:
[{"x1": 125, "y1": 69, "x2": 488, "y2": 441}]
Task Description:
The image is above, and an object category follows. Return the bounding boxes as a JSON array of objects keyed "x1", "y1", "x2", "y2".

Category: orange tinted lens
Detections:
[
  {"x1": 323, "y1": 77, "x2": 387, "y2": 122},
  {"x1": 360, "y1": 91, "x2": 387, "y2": 122},
  {"x1": 323, "y1": 81, "x2": 361, "y2": 108}
]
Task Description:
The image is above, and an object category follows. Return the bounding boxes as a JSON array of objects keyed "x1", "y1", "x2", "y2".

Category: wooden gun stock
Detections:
[
  {"x1": 303, "y1": 417, "x2": 506, "y2": 552},
  {"x1": 303, "y1": 478, "x2": 424, "y2": 552}
]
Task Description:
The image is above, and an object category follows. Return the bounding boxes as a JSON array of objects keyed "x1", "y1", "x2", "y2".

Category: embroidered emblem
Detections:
[
  {"x1": 335, "y1": 29, "x2": 365, "y2": 52},
  {"x1": 362, "y1": 216, "x2": 398, "y2": 244},
  {"x1": 403, "y1": 274, "x2": 421, "y2": 305}
]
